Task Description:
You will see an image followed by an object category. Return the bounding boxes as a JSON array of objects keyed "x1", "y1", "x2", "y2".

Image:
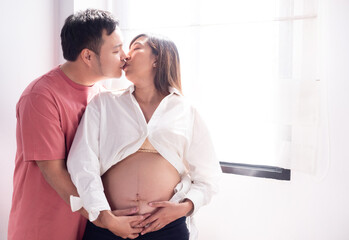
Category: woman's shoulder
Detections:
[{"x1": 173, "y1": 94, "x2": 198, "y2": 112}]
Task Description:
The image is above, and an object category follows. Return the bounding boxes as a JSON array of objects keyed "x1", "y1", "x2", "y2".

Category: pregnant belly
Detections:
[{"x1": 102, "y1": 152, "x2": 180, "y2": 215}]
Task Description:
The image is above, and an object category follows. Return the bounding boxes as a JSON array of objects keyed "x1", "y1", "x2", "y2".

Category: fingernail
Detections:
[{"x1": 148, "y1": 203, "x2": 153, "y2": 206}]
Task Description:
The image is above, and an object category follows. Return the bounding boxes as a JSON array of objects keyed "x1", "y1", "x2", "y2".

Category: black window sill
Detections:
[{"x1": 220, "y1": 161, "x2": 291, "y2": 181}]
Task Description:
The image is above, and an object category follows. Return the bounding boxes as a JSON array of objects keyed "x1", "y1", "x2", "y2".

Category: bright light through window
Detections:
[{"x1": 76, "y1": 0, "x2": 319, "y2": 169}]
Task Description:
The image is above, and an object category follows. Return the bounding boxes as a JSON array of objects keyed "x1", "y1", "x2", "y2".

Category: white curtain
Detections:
[{"x1": 274, "y1": 0, "x2": 321, "y2": 173}]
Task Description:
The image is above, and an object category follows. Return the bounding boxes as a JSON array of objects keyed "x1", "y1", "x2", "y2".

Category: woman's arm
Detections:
[
  {"x1": 67, "y1": 96, "x2": 144, "y2": 239},
  {"x1": 182, "y1": 108, "x2": 222, "y2": 214},
  {"x1": 67, "y1": 96, "x2": 110, "y2": 219}
]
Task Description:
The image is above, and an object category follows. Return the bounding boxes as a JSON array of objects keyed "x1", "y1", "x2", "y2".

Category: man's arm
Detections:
[
  {"x1": 36, "y1": 159, "x2": 145, "y2": 239},
  {"x1": 36, "y1": 159, "x2": 89, "y2": 219}
]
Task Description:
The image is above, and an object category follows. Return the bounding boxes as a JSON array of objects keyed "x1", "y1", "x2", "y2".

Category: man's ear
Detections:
[{"x1": 80, "y1": 49, "x2": 93, "y2": 66}]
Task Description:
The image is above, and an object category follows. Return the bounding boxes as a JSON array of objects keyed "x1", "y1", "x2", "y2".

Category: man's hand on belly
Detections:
[
  {"x1": 112, "y1": 207, "x2": 140, "y2": 218},
  {"x1": 95, "y1": 210, "x2": 146, "y2": 239},
  {"x1": 137, "y1": 200, "x2": 194, "y2": 235},
  {"x1": 112, "y1": 208, "x2": 151, "y2": 228}
]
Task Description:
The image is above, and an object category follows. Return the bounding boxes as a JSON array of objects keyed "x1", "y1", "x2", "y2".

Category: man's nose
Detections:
[
  {"x1": 123, "y1": 53, "x2": 130, "y2": 61},
  {"x1": 120, "y1": 49, "x2": 127, "y2": 61}
]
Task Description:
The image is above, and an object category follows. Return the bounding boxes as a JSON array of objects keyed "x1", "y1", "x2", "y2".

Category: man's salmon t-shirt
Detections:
[{"x1": 8, "y1": 66, "x2": 102, "y2": 240}]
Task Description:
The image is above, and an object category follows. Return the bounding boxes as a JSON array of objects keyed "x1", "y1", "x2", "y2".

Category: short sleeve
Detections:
[{"x1": 17, "y1": 93, "x2": 65, "y2": 161}]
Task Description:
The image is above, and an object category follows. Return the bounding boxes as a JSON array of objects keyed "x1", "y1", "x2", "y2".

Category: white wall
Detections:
[
  {"x1": 1, "y1": 0, "x2": 349, "y2": 240},
  {"x1": 195, "y1": 0, "x2": 349, "y2": 239},
  {"x1": 0, "y1": 0, "x2": 70, "y2": 238}
]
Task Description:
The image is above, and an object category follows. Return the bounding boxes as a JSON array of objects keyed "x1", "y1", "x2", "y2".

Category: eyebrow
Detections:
[{"x1": 131, "y1": 42, "x2": 144, "y2": 48}]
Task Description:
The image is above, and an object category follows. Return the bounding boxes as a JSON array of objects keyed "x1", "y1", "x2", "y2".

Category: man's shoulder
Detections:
[{"x1": 21, "y1": 66, "x2": 62, "y2": 97}]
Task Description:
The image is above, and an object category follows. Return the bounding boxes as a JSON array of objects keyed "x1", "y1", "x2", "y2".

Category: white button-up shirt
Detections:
[{"x1": 67, "y1": 85, "x2": 221, "y2": 234}]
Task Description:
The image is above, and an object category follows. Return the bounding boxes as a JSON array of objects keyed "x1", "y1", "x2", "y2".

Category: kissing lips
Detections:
[{"x1": 123, "y1": 63, "x2": 129, "y2": 70}]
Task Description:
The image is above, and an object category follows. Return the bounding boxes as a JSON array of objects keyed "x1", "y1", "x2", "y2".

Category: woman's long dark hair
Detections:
[{"x1": 129, "y1": 33, "x2": 182, "y2": 95}]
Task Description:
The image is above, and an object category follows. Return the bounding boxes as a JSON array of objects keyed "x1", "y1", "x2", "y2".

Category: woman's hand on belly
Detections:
[{"x1": 137, "y1": 199, "x2": 194, "y2": 235}]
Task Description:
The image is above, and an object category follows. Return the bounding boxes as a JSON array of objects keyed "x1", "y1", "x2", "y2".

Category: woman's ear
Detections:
[
  {"x1": 151, "y1": 53, "x2": 158, "y2": 68},
  {"x1": 152, "y1": 58, "x2": 158, "y2": 67}
]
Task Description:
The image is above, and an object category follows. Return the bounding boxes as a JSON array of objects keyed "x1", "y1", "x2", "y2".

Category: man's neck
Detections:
[{"x1": 60, "y1": 62, "x2": 103, "y2": 86}]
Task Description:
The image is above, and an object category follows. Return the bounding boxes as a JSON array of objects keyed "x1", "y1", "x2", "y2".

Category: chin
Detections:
[
  {"x1": 124, "y1": 74, "x2": 133, "y2": 82},
  {"x1": 124, "y1": 71, "x2": 133, "y2": 80},
  {"x1": 115, "y1": 74, "x2": 122, "y2": 78},
  {"x1": 111, "y1": 71, "x2": 122, "y2": 79}
]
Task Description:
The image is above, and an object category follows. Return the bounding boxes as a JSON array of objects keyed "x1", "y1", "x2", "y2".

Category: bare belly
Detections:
[{"x1": 102, "y1": 152, "x2": 180, "y2": 215}]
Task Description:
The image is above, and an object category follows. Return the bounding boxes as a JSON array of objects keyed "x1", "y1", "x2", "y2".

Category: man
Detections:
[{"x1": 8, "y1": 9, "x2": 144, "y2": 240}]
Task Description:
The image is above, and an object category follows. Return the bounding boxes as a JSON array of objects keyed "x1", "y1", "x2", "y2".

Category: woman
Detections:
[{"x1": 67, "y1": 33, "x2": 221, "y2": 240}]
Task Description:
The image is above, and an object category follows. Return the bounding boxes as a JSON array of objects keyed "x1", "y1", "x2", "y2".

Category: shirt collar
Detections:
[
  {"x1": 125, "y1": 84, "x2": 135, "y2": 94},
  {"x1": 169, "y1": 87, "x2": 182, "y2": 96},
  {"x1": 124, "y1": 84, "x2": 182, "y2": 96}
]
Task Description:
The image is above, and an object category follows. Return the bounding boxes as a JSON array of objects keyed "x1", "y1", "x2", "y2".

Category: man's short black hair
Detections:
[{"x1": 60, "y1": 9, "x2": 119, "y2": 61}]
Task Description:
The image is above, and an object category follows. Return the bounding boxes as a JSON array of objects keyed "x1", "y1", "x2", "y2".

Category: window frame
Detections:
[{"x1": 220, "y1": 161, "x2": 291, "y2": 181}]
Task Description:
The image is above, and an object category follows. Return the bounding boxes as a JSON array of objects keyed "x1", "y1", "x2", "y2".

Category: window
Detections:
[{"x1": 75, "y1": 0, "x2": 321, "y2": 179}]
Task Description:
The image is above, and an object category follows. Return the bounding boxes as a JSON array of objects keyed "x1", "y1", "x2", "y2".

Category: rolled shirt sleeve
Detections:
[
  {"x1": 184, "y1": 108, "x2": 222, "y2": 215},
  {"x1": 67, "y1": 96, "x2": 110, "y2": 221}
]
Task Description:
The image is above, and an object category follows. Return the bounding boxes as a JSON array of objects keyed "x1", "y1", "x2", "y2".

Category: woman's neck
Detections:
[
  {"x1": 133, "y1": 85, "x2": 165, "y2": 105},
  {"x1": 133, "y1": 85, "x2": 167, "y2": 123}
]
